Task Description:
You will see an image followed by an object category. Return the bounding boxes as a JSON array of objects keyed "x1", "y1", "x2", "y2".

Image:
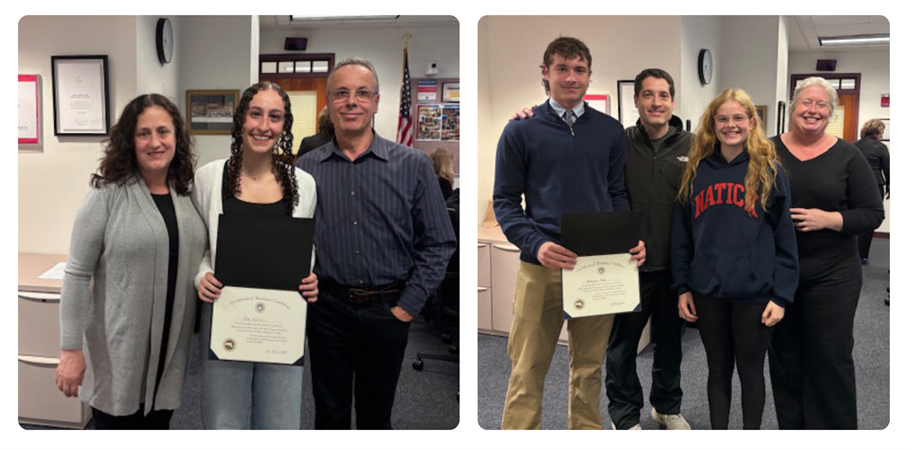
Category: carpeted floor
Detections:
[{"x1": 478, "y1": 238, "x2": 890, "y2": 430}]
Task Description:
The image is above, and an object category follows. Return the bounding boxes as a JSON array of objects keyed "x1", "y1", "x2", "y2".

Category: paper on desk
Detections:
[{"x1": 38, "y1": 262, "x2": 67, "y2": 280}]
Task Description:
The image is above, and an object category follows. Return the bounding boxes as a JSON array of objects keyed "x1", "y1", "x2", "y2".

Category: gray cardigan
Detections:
[{"x1": 60, "y1": 178, "x2": 207, "y2": 416}]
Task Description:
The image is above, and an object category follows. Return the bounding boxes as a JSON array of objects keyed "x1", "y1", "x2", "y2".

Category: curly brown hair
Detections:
[
  {"x1": 223, "y1": 82, "x2": 299, "y2": 215},
  {"x1": 91, "y1": 94, "x2": 195, "y2": 195}
]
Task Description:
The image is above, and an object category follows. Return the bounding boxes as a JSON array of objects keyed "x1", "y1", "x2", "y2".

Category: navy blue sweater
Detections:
[
  {"x1": 670, "y1": 150, "x2": 799, "y2": 307},
  {"x1": 493, "y1": 100, "x2": 629, "y2": 264}
]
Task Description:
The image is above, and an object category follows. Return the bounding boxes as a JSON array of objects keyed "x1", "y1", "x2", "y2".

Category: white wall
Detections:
[
  {"x1": 180, "y1": 16, "x2": 257, "y2": 166},
  {"x1": 680, "y1": 16, "x2": 723, "y2": 131},
  {"x1": 477, "y1": 16, "x2": 683, "y2": 225},
  {"x1": 718, "y1": 16, "x2": 787, "y2": 137},
  {"x1": 258, "y1": 21, "x2": 459, "y2": 141},
  {"x1": 19, "y1": 16, "x2": 141, "y2": 255}
]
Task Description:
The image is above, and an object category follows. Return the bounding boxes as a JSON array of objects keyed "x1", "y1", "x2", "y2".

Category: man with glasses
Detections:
[
  {"x1": 494, "y1": 37, "x2": 645, "y2": 429},
  {"x1": 297, "y1": 56, "x2": 456, "y2": 429}
]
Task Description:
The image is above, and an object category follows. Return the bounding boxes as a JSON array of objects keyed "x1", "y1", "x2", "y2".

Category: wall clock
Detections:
[
  {"x1": 156, "y1": 18, "x2": 174, "y2": 64},
  {"x1": 698, "y1": 48, "x2": 713, "y2": 85}
]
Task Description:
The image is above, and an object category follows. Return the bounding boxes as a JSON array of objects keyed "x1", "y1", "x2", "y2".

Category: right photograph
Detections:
[{"x1": 476, "y1": 15, "x2": 890, "y2": 430}]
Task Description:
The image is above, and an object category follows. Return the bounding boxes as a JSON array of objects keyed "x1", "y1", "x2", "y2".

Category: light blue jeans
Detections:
[{"x1": 199, "y1": 302, "x2": 303, "y2": 429}]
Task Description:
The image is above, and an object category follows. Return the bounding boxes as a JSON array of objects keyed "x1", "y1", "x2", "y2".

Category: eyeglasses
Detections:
[
  {"x1": 714, "y1": 114, "x2": 749, "y2": 125},
  {"x1": 798, "y1": 99, "x2": 830, "y2": 110},
  {"x1": 330, "y1": 88, "x2": 376, "y2": 102}
]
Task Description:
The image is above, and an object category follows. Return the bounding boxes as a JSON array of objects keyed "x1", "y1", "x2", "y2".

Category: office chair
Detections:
[{"x1": 413, "y1": 207, "x2": 459, "y2": 372}]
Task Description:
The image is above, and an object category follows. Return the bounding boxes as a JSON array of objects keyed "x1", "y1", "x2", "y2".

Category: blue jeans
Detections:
[{"x1": 199, "y1": 302, "x2": 303, "y2": 429}]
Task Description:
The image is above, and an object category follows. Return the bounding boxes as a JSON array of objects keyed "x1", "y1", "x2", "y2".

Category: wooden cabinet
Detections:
[{"x1": 18, "y1": 253, "x2": 91, "y2": 428}]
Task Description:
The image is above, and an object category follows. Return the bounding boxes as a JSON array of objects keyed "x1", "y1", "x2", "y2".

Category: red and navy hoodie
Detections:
[{"x1": 670, "y1": 148, "x2": 798, "y2": 307}]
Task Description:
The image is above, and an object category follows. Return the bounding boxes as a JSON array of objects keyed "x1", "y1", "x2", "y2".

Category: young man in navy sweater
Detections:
[{"x1": 493, "y1": 36, "x2": 645, "y2": 430}]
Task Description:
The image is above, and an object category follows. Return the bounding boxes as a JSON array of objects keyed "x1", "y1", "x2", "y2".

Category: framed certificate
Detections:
[
  {"x1": 560, "y1": 211, "x2": 643, "y2": 318},
  {"x1": 18, "y1": 74, "x2": 42, "y2": 145},
  {"x1": 210, "y1": 287, "x2": 307, "y2": 365},
  {"x1": 51, "y1": 55, "x2": 110, "y2": 136}
]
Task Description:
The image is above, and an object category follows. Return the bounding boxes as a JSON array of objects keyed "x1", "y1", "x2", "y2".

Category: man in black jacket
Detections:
[{"x1": 606, "y1": 68, "x2": 693, "y2": 430}]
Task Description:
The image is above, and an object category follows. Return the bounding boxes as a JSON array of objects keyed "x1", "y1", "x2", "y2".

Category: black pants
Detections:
[
  {"x1": 91, "y1": 406, "x2": 174, "y2": 430},
  {"x1": 605, "y1": 270, "x2": 684, "y2": 429},
  {"x1": 768, "y1": 262, "x2": 862, "y2": 429},
  {"x1": 857, "y1": 185, "x2": 885, "y2": 259},
  {"x1": 307, "y1": 291, "x2": 411, "y2": 429},
  {"x1": 693, "y1": 294, "x2": 774, "y2": 429}
]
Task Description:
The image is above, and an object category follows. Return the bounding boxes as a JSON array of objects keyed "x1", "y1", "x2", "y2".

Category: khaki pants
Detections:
[{"x1": 501, "y1": 261, "x2": 614, "y2": 429}]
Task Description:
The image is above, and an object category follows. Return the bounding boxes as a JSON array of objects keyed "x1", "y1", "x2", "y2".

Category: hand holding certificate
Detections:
[
  {"x1": 211, "y1": 214, "x2": 315, "y2": 365},
  {"x1": 561, "y1": 212, "x2": 643, "y2": 318}
]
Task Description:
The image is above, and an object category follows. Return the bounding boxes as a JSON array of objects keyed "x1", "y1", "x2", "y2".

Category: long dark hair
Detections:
[
  {"x1": 91, "y1": 94, "x2": 195, "y2": 194},
  {"x1": 223, "y1": 82, "x2": 299, "y2": 215}
]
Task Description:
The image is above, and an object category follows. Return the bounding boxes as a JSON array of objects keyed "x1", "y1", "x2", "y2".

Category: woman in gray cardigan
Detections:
[{"x1": 55, "y1": 94, "x2": 207, "y2": 429}]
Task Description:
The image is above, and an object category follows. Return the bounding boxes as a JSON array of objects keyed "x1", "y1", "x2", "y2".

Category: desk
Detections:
[{"x1": 18, "y1": 252, "x2": 92, "y2": 428}]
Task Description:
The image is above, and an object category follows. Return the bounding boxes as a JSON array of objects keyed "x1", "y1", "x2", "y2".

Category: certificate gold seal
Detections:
[
  {"x1": 574, "y1": 299, "x2": 585, "y2": 310},
  {"x1": 223, "y1": 338, "x2": 236, "y2": 351}
]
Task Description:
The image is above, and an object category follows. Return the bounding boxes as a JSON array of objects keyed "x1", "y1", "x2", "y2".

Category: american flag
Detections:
[{"x1": 396, "y1": 47, "x2": 414, "y2": 147}]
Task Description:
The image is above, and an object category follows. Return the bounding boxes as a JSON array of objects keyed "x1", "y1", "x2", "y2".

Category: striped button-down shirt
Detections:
[{"x1": 296, "y1": 133, "x2": 456, "y2": 316}]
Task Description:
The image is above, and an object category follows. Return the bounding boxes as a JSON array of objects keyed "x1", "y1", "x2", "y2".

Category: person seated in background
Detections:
[{"x1": 430, "y1": 147, "x2": 456, "y2": 200}]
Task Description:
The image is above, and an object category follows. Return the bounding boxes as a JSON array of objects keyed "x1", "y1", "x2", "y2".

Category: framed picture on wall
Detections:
[
  {"x1": 755, "y1": 105, "x2": 768, "y2": 128},
  {"x1": 186, "y1": 90, "x2": 239, "y2": 135},
  {"x1": 617, "y1": 80, "x2": 638, "y2": 127},
  {"x1": 51, "y1": 55, "x2": 110, "y2": 136},
  {"x1": 880, "y1": 118, "x2": 890, "y2": 141},
  {"x1": 19, "y1": 74, "x2": 42, "y2": 145},
  {"x1": 442, "y1": 82, "x2": 459, "y2": 102},
  {"x1": 417, "y1": 104, "x2": 442, "y2": 141},
  {"x1": 441, "y1": 104, "x2": 459, "y2": 141}
]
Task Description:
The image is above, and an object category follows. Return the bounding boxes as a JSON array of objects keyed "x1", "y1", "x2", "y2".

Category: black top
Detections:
[
  {"x1": 438, "y1": 177, "x2": 453, "y2": 201},
  {"x1": 150, "y1": 192, "x2": 178, "y2": 406},
  {"x1": 852, "y1": 136, "x2": 890, "y2": 193},
  {"x1": 296, "y1": 133, "x2": 333, "y2": 161},
  {"x1": 221, "y1": 162, "x2": 288, "y2": 217},
  {"x1": 772, "y1": 136, "x2": 884, "y2": 281}
]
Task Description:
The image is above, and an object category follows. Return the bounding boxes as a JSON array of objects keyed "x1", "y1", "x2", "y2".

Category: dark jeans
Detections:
[
  {"x1": 693, "y1": 294, "x2": 774, "y2": 429},
  {"x1": 307, "y1": 290, "x2": 411, "y2": 429},
  {"x1": 605, "y1": 270, "x2": 684, "y2": 429},
  {"x1": 768, "y1": 261, "x2": 862, "y2": 429},
  {"x1": 91, "y1": 406, "x2": 174, "y2": 430},
  {"x1": 857, "y1": 185, "x2": 885, "y2": 259}
]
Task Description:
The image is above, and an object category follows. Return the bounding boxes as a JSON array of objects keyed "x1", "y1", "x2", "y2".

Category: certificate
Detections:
[
  {"x1": 211, "y1": 213, "x2": 315, "y2": 364},
  {"x1": 560, "y1": 211, "x2": 643, "y2": 318},
  {"x1": 51, "y1": 56, "x2": 110, "y2": 136},
  {"x1": 210, "y1": 286, "x2": 306, "y2": 365},
  {"x1": 562, "y1": 254, "x2": 640, "y2": 318}
]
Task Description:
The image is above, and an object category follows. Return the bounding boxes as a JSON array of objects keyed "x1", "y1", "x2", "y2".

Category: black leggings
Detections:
[
  {"x1": 693, "y1": 294, "x2": 774, "y2": 429},
  {"x1": 91, "y1": 406, "x2": 174, "y2": 430}
]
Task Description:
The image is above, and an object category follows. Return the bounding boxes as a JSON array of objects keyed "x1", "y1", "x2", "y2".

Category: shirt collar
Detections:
[
  {"x1": 548, "y1": 98, "x2": 585, "y2": 119},
  {"x1": 319, "y1": 132, "x2": 390, "y2": 163}
]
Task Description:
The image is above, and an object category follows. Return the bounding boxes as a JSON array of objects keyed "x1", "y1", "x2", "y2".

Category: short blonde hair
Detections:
[{"x1": 789, "y1": 77, "x2": 839, "y2": 128}]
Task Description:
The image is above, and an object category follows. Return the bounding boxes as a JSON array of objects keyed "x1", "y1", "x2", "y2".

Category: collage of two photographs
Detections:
[{"x1": 17, "y1": 13, "x2": 890, "y2": 439}]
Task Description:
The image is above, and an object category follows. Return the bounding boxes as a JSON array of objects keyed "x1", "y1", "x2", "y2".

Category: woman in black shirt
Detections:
[{"x1": 768, "y1": 77, "x2": 884, "y2": 429}]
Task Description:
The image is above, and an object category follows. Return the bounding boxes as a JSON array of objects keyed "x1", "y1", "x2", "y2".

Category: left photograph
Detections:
[{"x1": 18, "y1": 15, "x2": 460, "y2": 430}]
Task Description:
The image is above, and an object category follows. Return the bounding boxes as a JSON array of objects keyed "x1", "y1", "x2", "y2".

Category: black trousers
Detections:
[
  {"x1": 307, "y1": 291, "x2": 411, "y2": 429},
  {"x1": 768, "y1": 261, "x2": 862, "y2": 429},
  {"x1": 857, "y1": 185, "x2": 885, "y2": 259},
  {"x1": 605, "y1": 270, "x2": 684, "y2": 429},
  {"x1": 91, "y1": 406, "x2": 174, "y2": 430},
  {"x1": 693, "y1": 294, "x2": 774, "y2": 430}
]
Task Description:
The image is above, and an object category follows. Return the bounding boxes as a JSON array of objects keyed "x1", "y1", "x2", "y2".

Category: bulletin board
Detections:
[{"x1": 411, "y1": 77, "x2": 460, "y2": 175}]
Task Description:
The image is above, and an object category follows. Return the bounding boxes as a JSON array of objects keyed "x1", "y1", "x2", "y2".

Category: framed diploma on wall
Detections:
[
  {"x1": 51, "y1": 55, "x2": 111, "y2": 136},
  {"x1": 18, "y1": 74, "x2": 42, "y2": 145}
]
